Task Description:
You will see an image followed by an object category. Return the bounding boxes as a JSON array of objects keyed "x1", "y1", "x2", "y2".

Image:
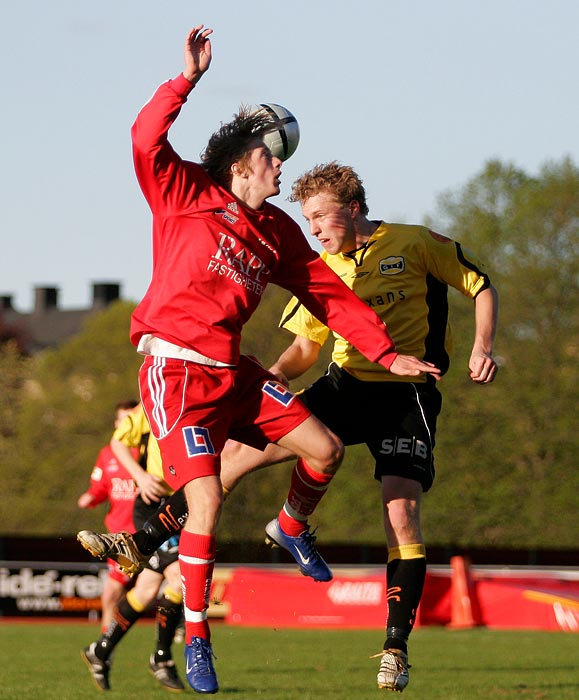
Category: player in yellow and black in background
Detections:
[{"x1": 77, "y1": 162, "x2": 498, "y2": 693}]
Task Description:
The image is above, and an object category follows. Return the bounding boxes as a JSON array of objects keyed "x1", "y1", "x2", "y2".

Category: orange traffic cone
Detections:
[{"x1": 449, "y1": 555, "x2": 481, "y2": 628}]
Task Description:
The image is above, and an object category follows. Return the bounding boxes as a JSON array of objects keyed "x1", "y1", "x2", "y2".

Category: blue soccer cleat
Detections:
[
  {"x1": 264, "y1": 518, "x2": 333, "y2": 582},
  {"x1": 184, "y1": 637, "x2": 218, "y2": 694}
]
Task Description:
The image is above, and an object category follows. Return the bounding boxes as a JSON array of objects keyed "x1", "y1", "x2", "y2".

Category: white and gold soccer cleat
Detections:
[
  {"x1": 77, "y1": 530, "x2": 146, "y2": 577},
  {"x1": 371, "y1": 648, "x2": 410, "y2": 692}
]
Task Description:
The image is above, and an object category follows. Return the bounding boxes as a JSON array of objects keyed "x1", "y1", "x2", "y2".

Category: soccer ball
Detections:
[{"x1": 251, "y1": 103, "x2": 300, "y2": 161}]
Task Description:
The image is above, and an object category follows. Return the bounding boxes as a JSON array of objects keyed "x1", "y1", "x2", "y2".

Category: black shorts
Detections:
[
  {"x1": 299, "y1": 363, "x2": 442, "y2": 492},
  {"x1": 133, "y1": 495, "x2": 179, "y2": 573}
]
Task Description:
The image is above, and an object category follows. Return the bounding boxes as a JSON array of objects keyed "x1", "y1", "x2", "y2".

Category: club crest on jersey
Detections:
[
  {"x1": 379, "y1": 256, "x2": 405, "y2": 276},
  {"x1": 182, "y1": 426, "x2": 216, "y2": 457},
  {"x1": 262, "y1": 380, "x2": 295, "y2": 407}
]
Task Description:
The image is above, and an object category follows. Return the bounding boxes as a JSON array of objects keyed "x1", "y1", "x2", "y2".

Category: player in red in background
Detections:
[
  {"x1": 79, "y1": 23, "x2": 438, "y2": 694},
  {"x1": 77, "y1": 400, "x2": 139, "y2": 629}
]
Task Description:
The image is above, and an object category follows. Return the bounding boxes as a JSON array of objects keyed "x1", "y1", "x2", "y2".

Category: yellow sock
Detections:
[{"x1": 388, "y1": 543, "x2": 426, "y2": 563}]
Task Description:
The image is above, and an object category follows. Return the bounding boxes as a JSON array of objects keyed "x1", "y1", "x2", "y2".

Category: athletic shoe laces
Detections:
[{"x1": 190, "y1": 638, "x2": 217, "y2": 675}]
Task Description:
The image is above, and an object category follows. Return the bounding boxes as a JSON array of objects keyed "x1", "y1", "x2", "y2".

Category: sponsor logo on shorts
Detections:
[
  {"x1": 262, "y1": 381, "x2": 295, "y2": 407},
  {"x1": 182, "y1": 426, "x2": 216, "y2": 457},
  {"x1": 379, "y1": 437, "x2": 429, "y2": 460},
  {"x1": 379, "y1": 256, "x2": 405, "y2": 276}
]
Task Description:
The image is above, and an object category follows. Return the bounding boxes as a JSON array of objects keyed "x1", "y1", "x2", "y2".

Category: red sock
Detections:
[
  {"x1": 178, "y1": 530, "x2": 216, "y2": 643},
  {"x1": 278, "y1": 459, "x2": 333, "y2": 536}
]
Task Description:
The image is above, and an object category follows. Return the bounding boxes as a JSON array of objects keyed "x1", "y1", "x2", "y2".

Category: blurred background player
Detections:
[
  {"x1": 77, "y1": 399, "x2": 139, "y2": 629},
  {"x1": 81, "y1": 404, "x2": 185, "y2": 692}
]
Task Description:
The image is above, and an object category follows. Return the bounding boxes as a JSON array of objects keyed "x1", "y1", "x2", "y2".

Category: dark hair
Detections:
[
  {"x1": 115, "y1": 399, "x2": 139, "y2": 412},
  {"x1": 201, "y1": 106, "x2": 282, "y2": 189},
  {"x1": 289, "y1": 161, "x2": 369, "y2": 215}
]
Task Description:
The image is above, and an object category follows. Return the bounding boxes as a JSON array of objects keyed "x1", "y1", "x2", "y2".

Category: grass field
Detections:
[{"x1": 0, "y1": 621, "x2": 577, "y2": 700}]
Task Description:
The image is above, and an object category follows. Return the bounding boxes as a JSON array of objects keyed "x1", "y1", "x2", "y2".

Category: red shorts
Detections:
[{"x1": 139, "y1": 354, "x2": 311, "y2": 490}]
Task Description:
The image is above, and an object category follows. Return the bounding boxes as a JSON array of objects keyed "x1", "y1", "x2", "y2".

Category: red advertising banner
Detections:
[
  {"x1": 222, "y1": 566, "x2": 579, "y2": 632},
  {"x1": 226, "y1": 567, "x2": 389, "y2": 628}
]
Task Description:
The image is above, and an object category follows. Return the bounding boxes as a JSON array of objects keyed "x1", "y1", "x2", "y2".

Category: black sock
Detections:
[
  {"x1": 154, "y1": 596, "x2": 183, "y2": 663},
  {"x1": 383, "y1": 557, "x2": 426, "y2": 653},
  {"x1": 133, "y1": 488, "x2": 189, "y2": 556},
  {"x1": 96, "y1": 596, "x2": 141, "y2": 660}
]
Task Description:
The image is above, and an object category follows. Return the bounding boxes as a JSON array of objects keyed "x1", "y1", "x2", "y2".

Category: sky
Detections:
[{"x1": 1, "y1": 1, "x2": 578, "y2": 312}]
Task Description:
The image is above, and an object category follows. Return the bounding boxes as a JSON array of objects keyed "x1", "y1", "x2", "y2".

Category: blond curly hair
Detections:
[{"x1": 289, "y1": 161, "x2": 369, "y2": 215}]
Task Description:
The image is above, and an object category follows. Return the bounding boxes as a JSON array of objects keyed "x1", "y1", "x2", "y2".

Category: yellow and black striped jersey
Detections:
[
  {"x1": 112, "y1": 404, "x2": 169, "y2": 487},
  {"x1": 280, "y1": 222, "x2": 490, "y2": 382}
]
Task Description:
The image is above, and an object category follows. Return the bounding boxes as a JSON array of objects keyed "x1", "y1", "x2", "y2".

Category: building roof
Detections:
[{"x1": 0, "y1": 283, "x2": 122, "y2": 354}]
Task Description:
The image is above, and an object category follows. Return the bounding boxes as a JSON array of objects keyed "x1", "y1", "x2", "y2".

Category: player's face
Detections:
[
  {"x1": 114, "y1": 408, "x2": 134, "y2": 429},
  {"x1": 301, "y1": 192, "x2": 357, "y2": 254},
  {"x1": 242, "y1": 140, "x2": 282, "y2": 203}
]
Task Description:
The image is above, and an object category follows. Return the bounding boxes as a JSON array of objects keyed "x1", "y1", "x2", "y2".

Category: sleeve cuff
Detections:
[
  {"x1": 376, "y1": 350, "x2": 398, "y2": 371},
  {"x1": 169, "y1": 73, "x2": 196, "y2": 98}
]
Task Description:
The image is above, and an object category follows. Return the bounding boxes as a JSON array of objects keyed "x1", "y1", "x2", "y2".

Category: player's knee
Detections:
[
  {"x1": 164, "y1": 564, "x2": 183, "y2": 594},
  {"x1": 316, "y1": 436, "x2": 344, "y2": 474}
]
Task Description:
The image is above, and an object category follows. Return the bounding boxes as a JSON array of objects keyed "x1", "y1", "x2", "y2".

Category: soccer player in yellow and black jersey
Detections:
[
  {"x1": 223, "y1": 162, "x2": 498, "y2": 691},
  {"x1": 274, "y1": 162, "x2": 496, "y2": 690}
]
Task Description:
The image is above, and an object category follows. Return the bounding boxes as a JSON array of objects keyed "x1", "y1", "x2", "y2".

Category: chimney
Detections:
[
  {"x1": 0, "y1": 295, "x2": 13, "y2": 310},
  {"x1": 34, "y1": 286, "x2": 59, "y2": 313},
  {"x1": 92, "y1": 282, "x2": 121, "y2": 309}
]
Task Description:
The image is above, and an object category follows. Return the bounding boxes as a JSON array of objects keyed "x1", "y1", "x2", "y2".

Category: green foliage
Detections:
[
  {"x1": 0, "y1": 341, "x2": 32, "y2": 523},
  {"x1": 7, "y1": 301, "x2": 141, "y2": 534},
  {"x1": 423, "y1": 157, "x2": 579, "y2": 548}
]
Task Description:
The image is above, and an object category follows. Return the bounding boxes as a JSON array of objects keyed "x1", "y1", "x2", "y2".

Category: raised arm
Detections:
[
  {"x1": 468, "y1": 284, "x2": 499, "y2": 384},
  {"x1": 182, "y1": 24, "x2": 213, "y2": 85},
  {"x1": 131, "y1": 25, "x2": 213, "y2": 212}
]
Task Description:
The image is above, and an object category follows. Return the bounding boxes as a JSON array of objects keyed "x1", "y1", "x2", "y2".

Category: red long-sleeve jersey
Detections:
[
  {"x1": 84, "y1": 446, "x2": 138, "y2": 533},
  {"x1": 130, "y1": 74, "x2": 398, "y2": 369}
]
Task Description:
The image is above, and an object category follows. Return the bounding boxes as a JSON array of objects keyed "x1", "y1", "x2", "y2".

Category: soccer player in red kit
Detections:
[{"x1": 93, "y1": 24, "x2": 439, "y2": 693}]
